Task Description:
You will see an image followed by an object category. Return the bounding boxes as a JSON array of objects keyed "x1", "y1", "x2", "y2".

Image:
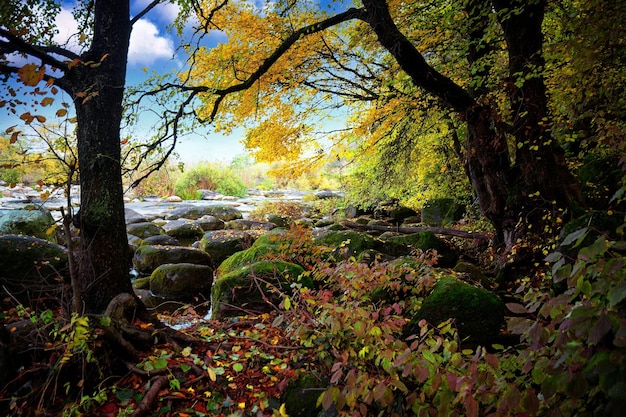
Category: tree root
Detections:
[{"x1": 130, "y1": 375, "x2": 169, "y2": 417}]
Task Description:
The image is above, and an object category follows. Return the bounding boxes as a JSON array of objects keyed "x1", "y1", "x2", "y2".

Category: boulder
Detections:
[
  {"x1": 149, "y1": 263, "x2": 214, "y2": 301},
  {"x1": 126, "y1": 222, "x2": 165, "y2": 239},
  {"x1": 194, "y1": 215, "x2": 225, "y2": 231},
  {"x1": 125, "y1": 208, "x2": 148, "y2": 224},
  {"x1": 162, "y1": 218, "x2": 205, "y2": 239},
  {"x1": 313, "y1": 230, "x2": 379, "y2": 261},
  {"x1": 265, "y1": 213, "x2": 291, "y2": 228},
  {"x1": 0, "y1": 235, "x2": 68, "y2": 298},
  {"x1": 383, "y1": 232, "x2": 457, "y2": 267},
  {"x1": 165, "y1": 204, "x2": 243, "y2": 221},
  {"x1": 142, "y1": 235, "x2": 181, "y2": 246},
  {"x1": 0, "y1": 205, "x2": 57, "y2": 242},
  {"x1": 216, "y1": 229, "x2": 287, "y2": 275},
  {"x1": 211, "y1": 260, "x2": 307, "y2": 319},
  {"x1": 224, "y1": 219, "x2": 277, "y2": 231},
  {"x1": 315, "y1": 190, "x2": 343, "y2": 200},
  {"x1": 421, "y1": 198, "x2": 464, "y2": 226},
  {"x1": 405, "y1": 277, "x2": 504, "y2": 347},
  {"x1": 199, "y1": 230, "x2": 259, "y2": 267},
  {"x1": 132, "y1": 245, "x2": 213, "y2": 275},
  {"x1": 198, "y1": 189, "x2": 224, "y2": 200}
]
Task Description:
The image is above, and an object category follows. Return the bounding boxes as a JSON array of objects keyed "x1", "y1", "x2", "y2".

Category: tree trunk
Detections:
[
  {"x1": 67, "y1": 0, "x2": 134, "y2": 313},
  {"x1": 492, "y1": 0, "x2": 583, "y2": 247},
  {"x1": 362, "y1": 0, "x2": 582, "y2": 249}
]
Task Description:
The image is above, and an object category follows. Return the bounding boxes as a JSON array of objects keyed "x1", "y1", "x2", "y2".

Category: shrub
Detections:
[{"x1": 174, "y1": 162, "x2": 247, "y2": 198}]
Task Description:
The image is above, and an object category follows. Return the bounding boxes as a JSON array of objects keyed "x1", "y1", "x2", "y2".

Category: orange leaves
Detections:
[
  {"x1": 17, "y1": 63, "x2": 45, "y2": 86},
  {"x1": 19, "y1": 112, "x2": 46, "y2": 124}
]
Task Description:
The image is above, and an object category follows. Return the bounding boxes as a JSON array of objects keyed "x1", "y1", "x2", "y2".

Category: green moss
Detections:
[
  {"x1": 211, "y1": 260, "x2": 307, "y2": 319},
  {"x1": 314, "y1": 230, "x2": 378, "y2": 260},
  {"x1": 282, "y1": 373, "x2": 326, "y2": 417},
  {"x1": 149, "y1": 263, "x2": 214, "y2": 299},
  {"x1": 216, "y1": 228, "x2": 288, "y2": 275},
  {"x1": 406, "y1": 277, "x2": 504, "y2": 347}
]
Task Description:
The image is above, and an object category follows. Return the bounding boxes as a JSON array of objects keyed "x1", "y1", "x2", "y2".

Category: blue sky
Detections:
[{"x1": 1, "y1": 0, "x2": 246, "y2": 164}]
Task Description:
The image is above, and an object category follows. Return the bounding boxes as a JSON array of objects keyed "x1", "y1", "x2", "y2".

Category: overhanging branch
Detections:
[{"x1": 0, "y1": 28, "x2": 70, "y2": 72}]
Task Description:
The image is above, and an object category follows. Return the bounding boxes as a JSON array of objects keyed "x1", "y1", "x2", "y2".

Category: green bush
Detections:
[{"x1": 174, "y1": 162, "x2": 247, "y2": 199}]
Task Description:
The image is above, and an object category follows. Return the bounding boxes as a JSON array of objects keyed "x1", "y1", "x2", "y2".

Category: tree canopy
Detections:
[{"x1": 132, "y1": 0, "x2": 622, "y2": 248}]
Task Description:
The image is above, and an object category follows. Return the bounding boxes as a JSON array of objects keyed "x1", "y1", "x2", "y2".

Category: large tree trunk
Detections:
[
  {"x1": 362, "y1": 0, "x2": 582, "y2": 249},
  {"x1": 492, "y1": 0, "x2": 583, "y2": 247},
  {"x1": 67, "y1": 0, "x2": 134, "y2": 313}
]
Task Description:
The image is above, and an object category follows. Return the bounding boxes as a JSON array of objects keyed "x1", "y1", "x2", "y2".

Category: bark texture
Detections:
[{"x1": 66, "y1": 0, "x2": 134, "y2": 313}]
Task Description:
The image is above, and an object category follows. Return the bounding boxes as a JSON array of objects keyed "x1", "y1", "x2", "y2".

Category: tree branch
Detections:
[
  {"x1": 131, "y1": 0, "x2": 163, "y2": 26},
  {"x1": 0, "y1": 28, "x2": 69, "y2": 71},
  {"x1": 341, "y1": 221, "x2": 490, "y2": 241},
  {"x1": 205, "y1": 7, "x2": 367, "y2": 121}
]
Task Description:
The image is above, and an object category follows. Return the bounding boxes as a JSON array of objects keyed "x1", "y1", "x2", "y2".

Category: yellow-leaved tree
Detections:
[{"x1": 133, "y1": 0, "x2": 593, "y2": 250}]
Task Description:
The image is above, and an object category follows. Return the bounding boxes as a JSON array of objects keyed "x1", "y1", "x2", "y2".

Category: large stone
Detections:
[
  {"x1": 126, "y1": 222, "x2": 165, "y2": 239},
  {"x1": 224, "y1": 219, "x2": 277, "y2": 231},
  {"x1": 313, "y1": 230, "x2": 378, "y2": 261},
  {"x1": 125, "y1": 208, "x2": 148, "y2": 224},
  {"x1": 421, "y1": 198, "x2": 464, "y2": 226},
  {"x1": 194, "y1": 215, "x2": 225, "y2": 231},
  {"x1": 216, "y1": 229, "x2": 287, "y2": 275},
  {"x1": 0, "y1": 205, "x2": 57, "y2": 242},
  {"x1": 149, "y1": 263, "x2": 214, "y2": 301},
  {"x1": 405, "y1": 277, "x2": 504, "y2": 347},
  {"x1": 165, "y1": 204, "x2": 243, "y2": 221},
  {"x1": 211, "y1": 260, "x2": 307, "y2": 319},
  {"x1": 132, "y1": 245, "x2": 213, "y2": 275},
  {"x1": 162, "y1": 218, "x2": 204, "y2": 239},
  {"x1": 0, "y1": 235, "x2": 68, "y2": 294},
  {"x1": 199, "y1": 230, "x2": 260, "y2": 267}
]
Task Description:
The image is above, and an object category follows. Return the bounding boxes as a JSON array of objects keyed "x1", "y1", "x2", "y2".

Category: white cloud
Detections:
[
  {"x1": 128, "y1": 19, "x2": 175, "y2": 67},
  {"x1": 53, "y1": 8, "x2": 82, "y2": 53}
]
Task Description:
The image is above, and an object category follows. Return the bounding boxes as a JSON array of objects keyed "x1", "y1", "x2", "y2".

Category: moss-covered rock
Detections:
[
  {"x1": 142, "y1": 235, "x2": 180, "y2": 246},
  {"x1": 266, "y1": 213, "x2": 291, "y2": 228},
  {"x1": 421, "y1": 198, "x2": 464, "y2": 226},
  {"x1": 0, "y1": 235, "x2": 68, "y2": 302},
  {"x1": 165, "y1": 204, "x2": 243, "y2": 221},
  {"x1": 211, "y1": 260, "x2": 307, "y2": 319},
  {"x1": 149, "y1": 263, "x2": 214, "y2": 300},
  {"x1": 405, "y1": 277, "x2": 504, "y2": 347},
  {"x1": 313, "y1": 230, "x2": 378, "y2": 261},
  {"x1": 132, "y1": 276, "x2": 151, "y2": 290},
  {"x1": 199, "y1": 230, "x2": 258, "y2": 267},
  {"x1": 216, "y1": 229, "x2": 288, "y2": 275},
  {"x1": 224, "y1": 219, "x2": 277, "y2": 231},
  {"x1": 162, "y1": 218, "x2": 205, "y2": 239},
  {"x1": 454, "y1": 261, "x2": 491, "y2": 287},
  {"x1": 132, "y1": 245, "x2": 213, "y2": 275},
  {"x1": 126, "y1": 222, "x2": 165, "y2": 239},
  {"x1": 384, "y1": 232, "x2": 457, "y2": 267},
  {"x1": 282, "y1": 372, "x2": 327, "y2": 417},
  {"x1": 0, "y1": 206, "x2": 57, "y2": 242}
]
